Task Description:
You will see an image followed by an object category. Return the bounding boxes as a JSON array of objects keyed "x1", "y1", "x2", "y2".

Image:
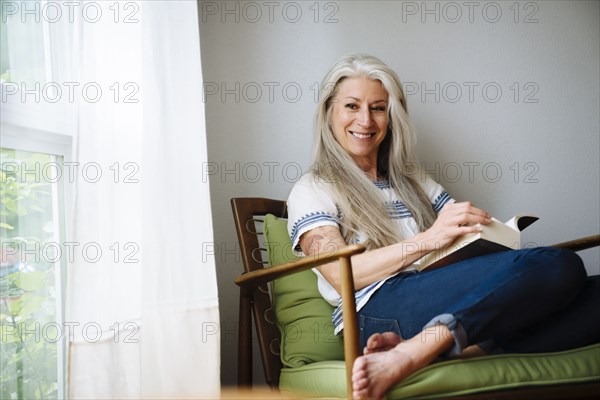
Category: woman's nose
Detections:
[{"x1": 357, "y1": 107, "x2": 372, "y2": 126}]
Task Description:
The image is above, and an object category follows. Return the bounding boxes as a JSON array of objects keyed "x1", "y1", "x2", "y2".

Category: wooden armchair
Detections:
[{"x1": 232, "y1": 197, "x2": 600, "y2": 399}]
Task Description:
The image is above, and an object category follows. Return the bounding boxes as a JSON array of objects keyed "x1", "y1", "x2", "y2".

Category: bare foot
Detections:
[
  {"x1": 364, "y1": 332, "x2": 402, "y2": 354},
  {"x1": 352, "y1": 346, "x2": 417, "y2": 400},
  {"x1": 352, "y1": 325, "x2": 454, "y2": 400}
]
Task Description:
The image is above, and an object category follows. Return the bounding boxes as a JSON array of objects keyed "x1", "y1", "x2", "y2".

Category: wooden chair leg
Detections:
[
  {"x1": 238, "y1": 289, "x2": 253, "y2": 387},
  {"x1": 339, "y1": 256, "x2": 360, "y2": 400}
]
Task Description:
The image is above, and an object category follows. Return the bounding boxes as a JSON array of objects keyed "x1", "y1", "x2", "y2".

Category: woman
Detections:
[{"x1": 286, "y1": 54, "x2": 600, "y2": 400}]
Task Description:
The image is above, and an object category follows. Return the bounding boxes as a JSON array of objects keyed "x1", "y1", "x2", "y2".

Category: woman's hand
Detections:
[{"x1": 421, "y1": 201, "x2": 491, "y2": 252}]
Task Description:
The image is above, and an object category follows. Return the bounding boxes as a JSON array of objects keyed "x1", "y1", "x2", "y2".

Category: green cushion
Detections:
[
  {"x1": 263, "y1": 214, "x2": 344, "y2": 368},
  {"x1": 279, "y1": 343, "x2": 600, "y2": 399}
]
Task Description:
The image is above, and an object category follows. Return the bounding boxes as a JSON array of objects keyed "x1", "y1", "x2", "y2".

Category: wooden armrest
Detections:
[
  {"x1": 234, "y1": 244, "x2": 366, "y2": 288},
  {"x1": 551, "y1": 234, "x2": 600, "y2": 252}
]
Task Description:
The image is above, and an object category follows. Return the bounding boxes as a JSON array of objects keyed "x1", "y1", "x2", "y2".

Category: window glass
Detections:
[
  {"x1": 0, "y1": 0, "x2": 47, "y2": 85},
  {"x1": 1, "y1": 147, "x2": 64, "y2": 400}
]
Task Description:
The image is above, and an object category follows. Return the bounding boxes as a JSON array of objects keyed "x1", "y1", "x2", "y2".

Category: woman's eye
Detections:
[{"x1": 344, "y1": 103, "x2": 386, "y2": 112}]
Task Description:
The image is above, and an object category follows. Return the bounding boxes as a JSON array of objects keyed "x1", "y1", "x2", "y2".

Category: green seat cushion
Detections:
[
  {"x1": 279, "y1": 343, "x2": 600, "y2": 399},
  {"x1": 263, "y1": 214, "x2": 344, "y2": 368}
]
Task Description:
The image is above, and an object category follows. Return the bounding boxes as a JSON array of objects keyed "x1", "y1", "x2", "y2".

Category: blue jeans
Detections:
[{"x1": 357, "y1": 247, "x2": 600, "y2": 354}]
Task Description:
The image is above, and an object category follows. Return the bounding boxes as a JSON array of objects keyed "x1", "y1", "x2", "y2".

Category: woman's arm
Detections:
[{"x1": 299, "y1": 201, "x2": 491, "y2": 292}]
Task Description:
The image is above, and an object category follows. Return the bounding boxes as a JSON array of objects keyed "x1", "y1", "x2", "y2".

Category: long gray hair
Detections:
[{"x1": 312, "y1": 54, "x2": 436, "y2": 249}]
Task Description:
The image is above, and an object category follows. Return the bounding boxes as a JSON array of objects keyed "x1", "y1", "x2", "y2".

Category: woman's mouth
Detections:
[{"x1": 350, "y1": 131, "x2": 375, "y2": 139}]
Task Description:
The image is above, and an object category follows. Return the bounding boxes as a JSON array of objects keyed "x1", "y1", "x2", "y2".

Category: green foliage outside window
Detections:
[{"x1": 1, "y1": 148, "x2": 61, "y2": 400}]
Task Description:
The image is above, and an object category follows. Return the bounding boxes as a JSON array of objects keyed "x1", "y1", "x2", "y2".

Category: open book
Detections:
[{"x1": 416, "y1": 214, "x2": 539, "y2": 271}]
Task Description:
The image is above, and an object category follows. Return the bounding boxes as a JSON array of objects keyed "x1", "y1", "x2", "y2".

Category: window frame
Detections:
[{"x1": 1, "y1": 128, "x2": 71, "y2": 400}]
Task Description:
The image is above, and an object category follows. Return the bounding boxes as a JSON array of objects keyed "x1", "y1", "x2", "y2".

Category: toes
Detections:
[
  {"x1": 352, "y1": 356, "x2": 369, "y2": 392},
  {"x1": 366, "y1": 333, "x2": 382, "y2": 350},
  {"x1": 365, "y1": 332, "x2": 402, "y2": 354},
  {"x1": 352, "y1": 377, "x2": 368, "y2": 391},
  {"x1": 382, "y1": 331, "x2": 402, "y2": 344},
  {"x1": 352, "y1": 369, "x2": 367, "y2": 383},
  {"x1": 353, "y1": 387, "x2": 370, "y2": 400},
  {"x1": 352, "y1": 355, "x2": 367, "y2": 374}
]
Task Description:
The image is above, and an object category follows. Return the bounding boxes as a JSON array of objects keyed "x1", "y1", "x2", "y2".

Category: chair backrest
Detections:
[{"x1": 231, "y1": 197, "x2": 288, "y2": 387}]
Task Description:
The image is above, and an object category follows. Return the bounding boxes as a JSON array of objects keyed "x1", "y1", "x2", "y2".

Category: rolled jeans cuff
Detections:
[{"x1": 423, "y1": 313, "x2": 467, "y2": 356}]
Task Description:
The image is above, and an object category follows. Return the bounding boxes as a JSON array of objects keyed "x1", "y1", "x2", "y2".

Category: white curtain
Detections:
[{"x1": 66, "y1": 1, "x2": 220, "y2": 398}]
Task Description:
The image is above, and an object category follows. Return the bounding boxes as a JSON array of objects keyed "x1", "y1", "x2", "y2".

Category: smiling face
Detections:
[{"x1": 329, "y1": 76, "x2": 389, "y2": 177}]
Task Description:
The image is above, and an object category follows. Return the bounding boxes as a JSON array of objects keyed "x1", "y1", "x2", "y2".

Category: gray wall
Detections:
[{"x1": 198, "y1": 0, "x2": 599, "y2": 386}]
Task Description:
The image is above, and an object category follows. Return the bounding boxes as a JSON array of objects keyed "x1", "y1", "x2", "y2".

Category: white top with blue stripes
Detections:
[{"x1": 286, "y1": 173, "x2": 454, "y2": 335}]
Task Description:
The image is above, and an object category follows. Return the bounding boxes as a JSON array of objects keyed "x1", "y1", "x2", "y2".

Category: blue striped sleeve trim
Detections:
[
  {"x1": 290, "y1": 212, "x2": 339, "y2": 250},
  {"x1": 432, "y1": 191, "x2": 452, "y2": 213}
]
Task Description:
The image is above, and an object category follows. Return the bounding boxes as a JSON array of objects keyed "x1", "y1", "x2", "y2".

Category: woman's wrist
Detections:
[
  {"x1": 392, "y1": 232, "x2": 433, "y2": 271},
  {"x1": 412, "y1": 231, "x2": 435, "y2": 254}
]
